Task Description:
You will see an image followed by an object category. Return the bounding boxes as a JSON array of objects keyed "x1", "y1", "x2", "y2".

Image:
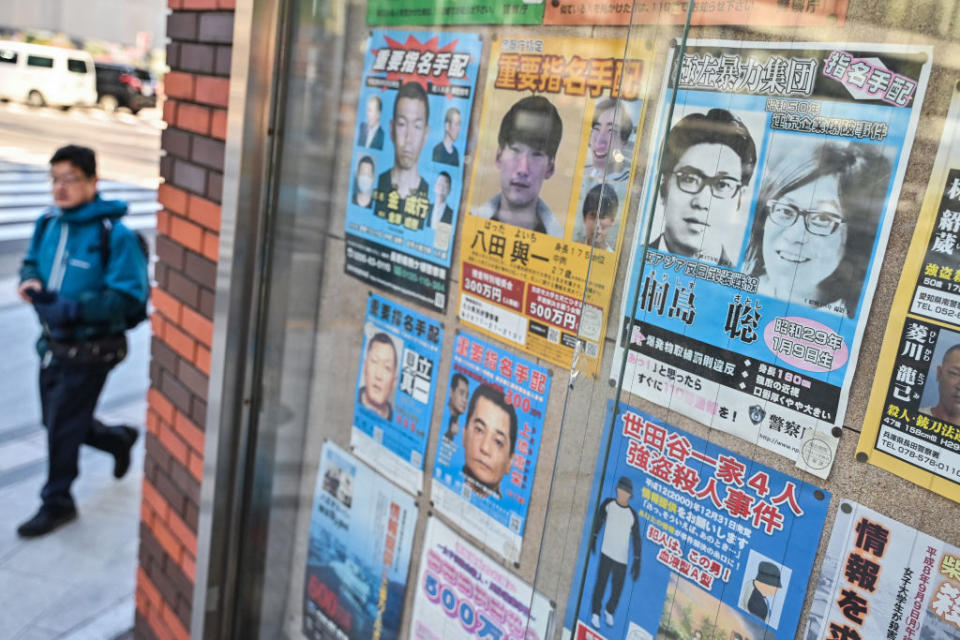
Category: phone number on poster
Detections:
[{"x1": 878, "y1": 427, "x2": 960, "y2": 482}]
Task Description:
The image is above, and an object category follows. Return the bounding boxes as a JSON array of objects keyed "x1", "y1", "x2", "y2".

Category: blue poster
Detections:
[
  {"x1": 303, "y1": 442, "x2": 417, "y2": 640},
  {"x1": 613, "y1": 40, "x2": 932, "y2": 478},
  {"x1": 351, "y1": 294, "x2": 443, "y2": 495},
  {"x1": 344, "y1": 30, "x2": 483, "y2": 312},
  {"x1": 563, "y1": 401, "x2": 830, "y2": 640},
  {"x1": 431, "y1": 331, "x2": 550, "y2": 563}
]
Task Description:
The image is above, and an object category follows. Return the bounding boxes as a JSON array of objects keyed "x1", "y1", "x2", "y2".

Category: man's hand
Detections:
[
  {"x1": 18, "y1": 279, "x2": 42, "y2": 303},
  {"x1": 27, "y1": 289, "x2": 81, "y2": 327}
]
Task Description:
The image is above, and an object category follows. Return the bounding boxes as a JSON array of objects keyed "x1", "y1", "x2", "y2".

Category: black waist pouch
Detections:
[{"x1": 47, "y1": 334, "x2": 127, "y2": 366}]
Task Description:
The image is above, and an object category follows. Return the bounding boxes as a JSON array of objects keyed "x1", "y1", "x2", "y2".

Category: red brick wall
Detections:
[{"x1": 135, "y1": 0, "x2": 233, "y2": 637}]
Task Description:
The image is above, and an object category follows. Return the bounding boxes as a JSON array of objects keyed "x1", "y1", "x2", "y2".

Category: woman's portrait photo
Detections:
[
  {"x1": 352, "y1": 155, "x2": 376, "y2": 208},
  {"x1": 744, "y1": 136, "x2": 894, "y2": 317}
]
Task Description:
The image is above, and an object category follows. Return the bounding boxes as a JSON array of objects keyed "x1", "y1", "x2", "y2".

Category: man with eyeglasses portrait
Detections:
[{"x1": 650, "y1": 108, "x2": 757, "y2": 267}]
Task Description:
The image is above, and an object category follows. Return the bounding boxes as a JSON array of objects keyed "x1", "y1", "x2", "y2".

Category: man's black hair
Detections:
[
  {"x1": 661, "y1": 108, "x2": 756, "y2": 185},
  {"x1": 367, "y1": 331, "x2": 397, "y2": 369},
  {"x1": 358, "y1": 155, "x2": 375, "y2": 171},
  {"x1": 466, "y1": 383, "x2": 518, "y2": 455},
  {"x1": 593, "y1": 98, "x2": 633, "y2": 144},
  {"x1": 498, "y1": 96, "x2": 563, "y2": 160},
  {"x1": 450, "y1": 372, "x2": 468, "y2": 391},
  {"x1": 50, "y1": 144, "x2": 96, "y2": 178},
  {"x1": 582, "y1": 183, "x2": 619, "y2": 220},
  {"x1": 438, "y1": 170, "x2": 452, "y2": 184},
  {"x1": 393, "y1": 82, "x2": 429, "y2": 122}
]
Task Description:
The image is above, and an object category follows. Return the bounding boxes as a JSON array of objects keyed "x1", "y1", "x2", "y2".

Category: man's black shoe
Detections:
[
  {"x1": 16, "y1": 505, "x2": 78, "y2": 538},
  {"x1": 114, "y1": 426, "x2": 139, "y2": 479}
]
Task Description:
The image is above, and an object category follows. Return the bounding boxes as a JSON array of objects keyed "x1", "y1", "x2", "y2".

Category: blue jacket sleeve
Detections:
[
  {"x1": 77, "y1": 223, "x2": 149, "y2": 323},
  {"x1": 18, "y1": 216, "x2": 47, "y2": 284}
]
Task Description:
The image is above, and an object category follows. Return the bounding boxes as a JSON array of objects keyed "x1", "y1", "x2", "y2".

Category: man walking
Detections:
[{"x1": 16, "y1": 145, "x2": 149, "y2": 537}]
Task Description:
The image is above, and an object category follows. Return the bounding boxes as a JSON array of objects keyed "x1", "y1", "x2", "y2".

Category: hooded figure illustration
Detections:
[{"x1": 740, "y1": 561, "x2": 783, "y2": 622}]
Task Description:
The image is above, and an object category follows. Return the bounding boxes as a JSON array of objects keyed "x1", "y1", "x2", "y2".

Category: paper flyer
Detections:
[
  {"x1": 344, "y1": 30, "x2": 482, "y2": 312},
  {"x1": 458, "y1": 35, "x2": 651, "y2": 377},
  {"x1": 303, "y1": 442, "x2": 417, "y2": 640},
  {"x1": 351, "y1": 294, "x2": 443, "y2": 495},
  {"x1": 563, "y1": 401, "x2": 830, "y2": 640},
  {"x1": 804, "y1": 501, "x2": 960, "y2": 640},
  {"x1": 859, "y1": 84, "x2": 960, "y2": 504},
  {"x1": 613, "y1": 40, "x2": 932, "y2": 477},
  {"x1": 543, "y1": 0, "x2": 848, "y2": 27},
  {"x1": 367, "y1": 0, "x2": 544, "y2": 26},
  {"x1": 409, "y1": 517, "x2": 555, "y2": 640},
  {"x1": 431, "y1": 331, "x2": 550, "y2": 563}
]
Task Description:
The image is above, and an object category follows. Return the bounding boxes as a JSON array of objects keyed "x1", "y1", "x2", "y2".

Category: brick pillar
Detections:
[{"x1": 135, "y1": 0, "x2": 233, "y2": 638}]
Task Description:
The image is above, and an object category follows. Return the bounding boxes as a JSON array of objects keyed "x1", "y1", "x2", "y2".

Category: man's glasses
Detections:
[
  {"x1": 672, "y1": 168, "x2": 742, "y2": 199},
  {"x1": 49, "y1": 175, "x2": 88, "y2": 186},
  {"x1": 766, "y1": 200, "x2": 845, "y2": 236}
]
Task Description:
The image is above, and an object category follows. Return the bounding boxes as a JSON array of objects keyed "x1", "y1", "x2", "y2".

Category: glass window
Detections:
[
  {"x1": 0, "y1": 49, "x2": 17, "y2": 64},
  {"x1": 212, "y1": 0, "x2": 960, "y2": 638},
  {"x1": 67, "y1": 59, "x2": 87, "y2": 74},
  {"x1": 26, "y1": 55, "x2": 54, "y2": 69}
]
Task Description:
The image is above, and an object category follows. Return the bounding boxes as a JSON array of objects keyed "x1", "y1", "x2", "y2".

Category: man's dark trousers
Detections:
[
  {"x1": 591, "y1": 553, "x2": 627, "y2": 616},
  {"x1": 39, "y1": 358, "x2": 124, "y2": 509}
]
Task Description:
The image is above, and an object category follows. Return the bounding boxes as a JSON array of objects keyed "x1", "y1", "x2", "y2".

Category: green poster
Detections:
[{"x1": 366, "y1": 0, "x2": 544, "y2": 26}]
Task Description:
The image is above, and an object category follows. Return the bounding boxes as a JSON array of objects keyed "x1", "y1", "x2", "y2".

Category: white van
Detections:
[{"x1": 0, "y1": 41, "x2": 97, "y2": 108}]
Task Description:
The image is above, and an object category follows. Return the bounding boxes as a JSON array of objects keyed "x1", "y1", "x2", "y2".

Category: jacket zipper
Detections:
[{"x1": 47, "y1": 221, "x2": 69, "y2": 292}]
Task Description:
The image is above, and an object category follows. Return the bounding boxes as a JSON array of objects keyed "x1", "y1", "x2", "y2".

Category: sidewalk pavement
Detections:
[{"x1": 0, "y1": 277, "x2": 149, "y2": 640}]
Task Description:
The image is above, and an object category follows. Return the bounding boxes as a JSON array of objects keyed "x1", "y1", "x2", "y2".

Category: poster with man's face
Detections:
[
  {"x1": 614, "y1": 40, "x2": 932, "y2": 478},
  {"x1": 859, "y1": 86, "x2": 960, "y2": 504},
  {"x1": 343, "y1": 30, "x2": 483, "y2": 313},
  {"x1": 431, "y1": 332, "x2": 550, "y2": 563},
  {"x1": 457, "y1": 35, "x2": 651, "y2": 378},
  {"x1": 351, "y1": 294, "x2": 443, "y2": 496}
]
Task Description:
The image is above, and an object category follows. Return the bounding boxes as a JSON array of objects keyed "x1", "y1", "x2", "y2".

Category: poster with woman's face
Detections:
[
  {"x1": 747, "y1": 134, "x2": 897, "y2": 316},
  {"x1": 614, "y1": 39, "x2": 932, "y2": 478}
]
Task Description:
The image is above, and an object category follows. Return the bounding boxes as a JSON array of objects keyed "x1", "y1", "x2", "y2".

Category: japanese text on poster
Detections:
[
  {"x1": 562, "y1": 402, "x2": 829, "y2": 640},
  {"x1": 458, "y1": 36, "x2": 650, "y2": 377},
  {"x1": 543, "y1": 0, "x2": 848, "y2": 27},
  {"x1": 367, "y1": 0, "x2": 543, "y2": 26},
  {"x1": 344, "y1": 30, "x2": 482, "y2": 312},
  {"x1": 613, "y1": 40, "x2": 932, "y2": 477},
  {"x1": 431, "y1": 331, "x2": 550, "y2": 563},
  {"x1": 804, "y1": 501, "x2": 960, "y2": 640},
  {"x1": 303, "y1": 442, "x2": 417, "y2": 640},
  {"x1": 351, "y1": 294, "x2": 443, "y2": 495},
  {"x1": 409, "y1": 518, "x2": 555, "y2": 640},
  {"x1": 860, "y1": 86, "x2": 960, "y2": 504}
]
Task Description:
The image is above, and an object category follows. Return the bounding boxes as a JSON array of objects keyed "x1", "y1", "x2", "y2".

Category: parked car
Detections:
[
  {"x1": 0, "y1": 40, "x2": 97, "y2": 108},
  {"x1": 94, "y1": 62, "x2": 158, "y2": 114}
]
